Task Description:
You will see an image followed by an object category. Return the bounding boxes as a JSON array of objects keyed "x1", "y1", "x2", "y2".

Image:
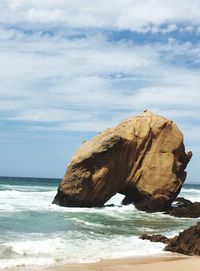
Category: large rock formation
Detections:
[{"x1": 53, "y1": 111, "x2": 192, "y2": 212}]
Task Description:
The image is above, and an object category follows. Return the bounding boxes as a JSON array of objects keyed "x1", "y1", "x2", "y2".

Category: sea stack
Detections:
[{"x1": 53, "y1": 111, "x2": 192, "y2": 212}]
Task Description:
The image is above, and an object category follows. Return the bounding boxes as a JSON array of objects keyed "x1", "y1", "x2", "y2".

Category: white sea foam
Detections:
[
  {"x1": 0, "y1": 190, "x2": 55, "y2": 212},
  {"x1": 0, "y1": 188, "x2": 168, "y2": 269},
  {"x1": 0, "y1": 184, "x2": 55, "y2": 192},
  {"x1": 0, "y1": 235, "x2": 166, "y2": 269},
  {"x1": 179, "y1": 188, "x2": 200, "y2": 202},
  {"x1": 4, "y1": 238, "x2": 65, "y2": 256},
  {"x1": 0, "y1": 180, "x2": 199, "y2": 270}
]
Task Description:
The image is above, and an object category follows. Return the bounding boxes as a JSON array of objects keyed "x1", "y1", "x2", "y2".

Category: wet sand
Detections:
[{"x1": 7, "y1": 254, "x2": 200, "y2": 271}]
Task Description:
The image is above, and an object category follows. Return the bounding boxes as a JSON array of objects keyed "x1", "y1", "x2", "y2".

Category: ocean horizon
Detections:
[{"x1": 0, "y1": 176, "x2": 199, "y2": 269}]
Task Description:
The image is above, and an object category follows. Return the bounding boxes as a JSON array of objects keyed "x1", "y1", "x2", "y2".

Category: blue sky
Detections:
[{"x1": 0, "y1": 0, "x2": 200, "y2": 182}]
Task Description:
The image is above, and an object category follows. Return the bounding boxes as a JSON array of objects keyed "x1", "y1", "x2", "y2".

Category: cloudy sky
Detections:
[{"x1": 0, "y1": 0, "x2": 200, "y2": 181}]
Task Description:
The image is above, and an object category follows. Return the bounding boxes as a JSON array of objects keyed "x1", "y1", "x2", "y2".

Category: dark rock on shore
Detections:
[
  {"x1": 140, "y1": 222, "x2": 200, "y2": 256},
  {"x1": 53, "y1": 111, "x2": 192, "y2": 212},
  {"x1": 166, "y1": 197, "x2": 200, "y2": 218},
  {"x1": 169, "y1": 202, "x2": 200, "y2": 218},
  {"x1": 139, "y1": 234, "x2": 170, "y2": 244},
  {"x1": 173, "y1": 197, "x2": 193, "y2": 207},
  {"x1": 165, "y1": 222, "x2": 200, "y2": 255}
]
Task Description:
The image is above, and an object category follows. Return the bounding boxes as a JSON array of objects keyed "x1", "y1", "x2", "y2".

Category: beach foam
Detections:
[{"x1": 0, "y1": 235, "x2": 166, "y2": 269}]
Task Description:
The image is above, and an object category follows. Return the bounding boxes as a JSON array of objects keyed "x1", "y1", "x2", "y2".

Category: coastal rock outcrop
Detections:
[
  {"x1": 53, "y1": 111, "x2": 192, "y2": 212},
  {"x1": 140, "y1": 222, "x2": 200, "y2": 256},
  {"x1": 168, "y1": 197, "x2": 200, "y2": 218},
  {"x1": 165, "y1": 222, "x2": 200, "y2": 255}
]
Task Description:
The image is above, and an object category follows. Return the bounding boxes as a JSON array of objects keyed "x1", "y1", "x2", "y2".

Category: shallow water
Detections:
[{"x1": 0, "y1": 177, "x2": 199, "y2": 269}]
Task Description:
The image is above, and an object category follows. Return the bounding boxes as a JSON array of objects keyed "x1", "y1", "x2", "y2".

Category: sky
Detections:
[{"x1": 0, "y1": 0, "x2": 200, "y2": 182}]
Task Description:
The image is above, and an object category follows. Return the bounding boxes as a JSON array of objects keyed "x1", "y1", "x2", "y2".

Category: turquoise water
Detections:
[{"x1": 0, "y1": 177, "x2": 199, "y2": 269}]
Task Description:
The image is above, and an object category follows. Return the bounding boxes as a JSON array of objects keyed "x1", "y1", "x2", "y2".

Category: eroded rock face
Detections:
[
  {"x1": 165, "y1": 222, "x2": 200, "y2": 255},
  {"x1": 53, "y1": 111, "x2": 192, "y2": 212}
]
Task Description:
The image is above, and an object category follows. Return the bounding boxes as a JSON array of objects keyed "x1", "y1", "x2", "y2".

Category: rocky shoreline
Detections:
[{"x1": 140, "y1": 221, "x2": 200, "y2": 256}]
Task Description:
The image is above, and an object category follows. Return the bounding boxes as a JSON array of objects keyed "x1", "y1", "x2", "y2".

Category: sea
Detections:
[{"x1": 0, "y1": 176, "x2": 199, "y2": 269}]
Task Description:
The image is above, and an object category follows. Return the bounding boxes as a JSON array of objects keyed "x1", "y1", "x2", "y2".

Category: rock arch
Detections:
[{"x1": 53, "y1": 111, "x2": 192, "y2": 212}]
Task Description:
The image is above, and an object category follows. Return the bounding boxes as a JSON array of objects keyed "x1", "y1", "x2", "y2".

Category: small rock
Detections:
[
  {"x1": 139, "y1": 234, "x2": 169, "y2": 244},
  {"x1": 174, "y1": 197, "x2": 192, "y2": 207}
]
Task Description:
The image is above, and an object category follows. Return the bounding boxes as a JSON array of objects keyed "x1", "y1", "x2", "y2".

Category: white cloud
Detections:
[
  {"x1": 1, "y1": 0, "x2": 200, "y2": 31},
  {"x1": 0, "y1": 0, "x2": 200, "y2": 140},
  {"x1": 184, "y1": 26, "x2": 194, "y2": 32},
  {"x1": 27, "y1": 8, "x2": 64, "y2": 23},
  {"x1": 115, "y1": 0, "x2": 173, "y2": 31},
  {"x1": 0, "y1": 0, "x2": 199, "y2": 180},
  {"x1": 7, "y1": 0, "x2": 23, "y2": 10},
  {"x1": 0, "y1": 31, "x2": 200, "y2": 136}
]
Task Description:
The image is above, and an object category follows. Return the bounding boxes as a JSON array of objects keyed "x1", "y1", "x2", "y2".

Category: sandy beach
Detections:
[{"x1": 6, "y1": 254, "x2": 200, "y2": 271}]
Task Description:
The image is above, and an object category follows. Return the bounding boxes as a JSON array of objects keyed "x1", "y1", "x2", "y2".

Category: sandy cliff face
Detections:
[{"x1": 53, "y1": 111, "x2": 192, "y2": 212}]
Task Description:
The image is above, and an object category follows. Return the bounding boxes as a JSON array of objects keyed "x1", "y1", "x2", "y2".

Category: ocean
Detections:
[{"x1": 0, "y1": 176, "x2": 199, "y2": 269}]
